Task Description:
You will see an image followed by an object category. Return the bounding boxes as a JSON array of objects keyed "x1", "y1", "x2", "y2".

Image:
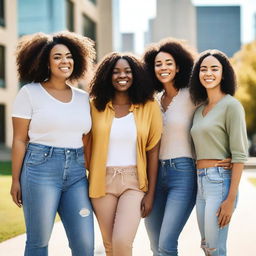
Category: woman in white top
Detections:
[
  {"x1": 11, "y1": 31, "x2": 95, "y2": 256},
  {"x1": 143, "y1": 38, "x2": 231, "y2": 256}
]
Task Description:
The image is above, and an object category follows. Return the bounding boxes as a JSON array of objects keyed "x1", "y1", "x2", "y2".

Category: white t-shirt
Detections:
[
  {"x1": 157, "y1": 89, "x2": 197, "y2": 160},
  {"x1": 12, "y1": 83, "x2": 91, "y2": 148},
  {"x1": 106, "y1": 113, "x2": 137, "y2": 166}
]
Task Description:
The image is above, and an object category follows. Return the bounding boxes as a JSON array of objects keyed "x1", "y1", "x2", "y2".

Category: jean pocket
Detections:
[
  {"x1": 76, "y1": 153, "x2": 86, "y2": 168},
  {"x1": 206, "y1": 169, "x2": 223, "y2": 183},
  {"x1": 26, "y1": 151, "x2": 49, "y2": 166},
  {"x1": 173, "y1": 161, "x2": 196, "y2": 172}
]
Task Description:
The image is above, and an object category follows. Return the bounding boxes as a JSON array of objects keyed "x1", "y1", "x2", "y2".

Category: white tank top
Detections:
[{"x1": 106, "y1": 113, "x2": 137, "y2": 166}]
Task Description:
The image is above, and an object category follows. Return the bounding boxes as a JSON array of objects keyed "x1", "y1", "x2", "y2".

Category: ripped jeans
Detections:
[
  {"x1": 21, "y1": 143, "x2": 94, "y2": 256},
  {"x1": 196, "y1": 167, "x2": 235, "y2": 256}
]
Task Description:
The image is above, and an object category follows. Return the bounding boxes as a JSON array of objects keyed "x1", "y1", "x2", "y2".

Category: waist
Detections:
[
  {"x1": 196, "y1": 159, "x2": 222, "y2": 169},
  {"x1": 27, "y1": 143, "x2": 84, "y2": 155},
  {"x1": 159, "y1": 157, "x2": 195, "y2": 166},
  {"x1": 106, "y1": 165, "x2": 137, "y2": 174},
  {"x1": 197, "y1": 166, "x2": 231, "y2": 177}
]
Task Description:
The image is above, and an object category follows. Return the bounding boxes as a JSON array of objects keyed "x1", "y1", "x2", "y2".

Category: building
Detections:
[
  {"x1": 0, "y1": 0, "x2": 18, "y2": 147},
  {"x1": 149, "y1": 0, "x2": 196, "y2": 47},
  {"x1": 196, "y1": 5, "x2": 241, "y2": 57},
  {"x1": 0, "y1": 0, "x2": 118, "y2": 148},
  {"x1": 121, "y1": 33, "x2": 135, "y2": 52}
]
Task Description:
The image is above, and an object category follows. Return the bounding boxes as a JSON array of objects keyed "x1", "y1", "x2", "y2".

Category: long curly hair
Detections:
[
  {"x1": 90, "y1": 52, "x2": 154, "y2": 111},
  {"x1": 189, "y1": 49, "x2": 236, "y2": 105},
  {"x1": 143, "y1": 37, "x2": 196, "y2": 92},
  {"x1": 16, "y1": 31, "x2": 95, "y2": 83}
]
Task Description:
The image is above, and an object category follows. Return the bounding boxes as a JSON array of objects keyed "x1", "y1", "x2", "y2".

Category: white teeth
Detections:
[
  {"x1": 205, "y1": 79, "x2": 214, "y2": 82},
  {"x1": 160, "y1": 73, "x2": 169, "y2": 77},
  {"x1": 118, "y1": 81, "x2": 127, "y2": 85},
  {"x1": 60, "y1": 67, "x2": 69, "y2": 71}
]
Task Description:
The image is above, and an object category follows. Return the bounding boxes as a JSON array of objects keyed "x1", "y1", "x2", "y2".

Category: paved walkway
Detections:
[{"x1": 1, "y1": 170, "x2": 256, "y2": 255}]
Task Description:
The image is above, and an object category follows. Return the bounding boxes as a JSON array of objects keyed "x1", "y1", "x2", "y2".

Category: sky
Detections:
[{"x1": 119, "y1": 0, "x2": 256, "y2": 53}]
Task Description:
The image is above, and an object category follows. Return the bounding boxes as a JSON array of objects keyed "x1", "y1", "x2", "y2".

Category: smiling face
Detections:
[
  {"x1": 199, "y1": 55, "x2": 223, "y2": 90},
  {"x1": 49, "y1": 44, "x2": 74, "y2": 80},
  {"x1": 112, "y1": 58, "x2": 133, "y2": 92},
  {"x1": 154, "y1": 51, "x2": 179, "y2": 85}
]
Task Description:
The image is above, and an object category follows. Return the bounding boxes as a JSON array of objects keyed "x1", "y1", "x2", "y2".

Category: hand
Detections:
[
  {"x1": 10, "y1": 180, "x2": 22, "y2": 207},
  {"x1": 141, "y1": 193, "x2": 154, "y2": 218},
  {"x1": 216, "y1": 199, "x2": 234, "y2": 228},
  {"x1": 215, "y1": 158, "x2": 233, "y2": 170}
]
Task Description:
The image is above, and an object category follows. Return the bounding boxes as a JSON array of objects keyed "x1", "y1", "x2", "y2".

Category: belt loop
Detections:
[
  {"x1": 204, "y1": 168, "x2": 207, "y2": 176},
  {"x1": 48, "y1": 146, "x2": 53, "y2": 157}
]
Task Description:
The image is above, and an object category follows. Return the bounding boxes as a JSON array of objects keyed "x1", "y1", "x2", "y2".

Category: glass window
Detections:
[
  {"x1": 66, "y1": 0, "x2": 74, "y2": 32},
  {"x1": 88, "y1": 0, "x2": 97, "y2": 5},
  {"x1": 0, "y1": 45, "x2": 5, "y2": 88},
  {"x1": 0, "y1": 0, "x2": 4, "y2": 27},
  {"x1": 0, "y1": 104, "x2": 5, "y2": 143},
  {"x1": 82, "y1": 14, "x2": 96, "y2": 41}
]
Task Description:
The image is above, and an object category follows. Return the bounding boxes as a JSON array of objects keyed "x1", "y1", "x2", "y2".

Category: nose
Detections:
[
  {"x1": 119, "y1": 71, "x2": 127, "y2": 78},
  {"x1": 61, "y1": 57, "x2": 69, "y2": 63}
]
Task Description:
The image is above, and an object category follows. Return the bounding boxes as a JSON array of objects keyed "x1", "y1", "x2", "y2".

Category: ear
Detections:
[{"x1": 176, "y1": 66, "x2": 179, "y2": 73}]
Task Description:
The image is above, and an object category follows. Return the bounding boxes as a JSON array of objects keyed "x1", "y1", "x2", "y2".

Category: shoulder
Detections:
[
  {"x1": 72, "y1": 86, "x2": 89, "y2": 97},
  {"x1": 143, "y1": 99, "x2": 160, "y2": 110},
  {"x1": 225, "y1": 95, "x2": 244, "y2": 112}
]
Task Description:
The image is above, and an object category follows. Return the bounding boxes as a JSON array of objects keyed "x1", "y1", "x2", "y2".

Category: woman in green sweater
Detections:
[{"x1": 190, "y1": 49, "x2": 248, "y2": 256}]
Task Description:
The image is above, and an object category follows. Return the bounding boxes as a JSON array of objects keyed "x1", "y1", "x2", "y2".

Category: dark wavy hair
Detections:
[
  {"x1": 90, "y1": 52, "x2": 154, "y2": 111},
  {"x1": 16, "y1": 31, "x2": 95, "y2": 83},
  {"x1": 143, "y1": 37, "x2": 196, "y2": 92},
  {"x1": 189, "y1": 49, "x2": 236, "y2": 105}
]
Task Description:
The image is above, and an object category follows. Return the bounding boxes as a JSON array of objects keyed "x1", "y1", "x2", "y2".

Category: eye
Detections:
[
  {"x1": 212, "y1": 68, "x2": 219, "y2": 71},
  {"x1": 155, "y1": 63, "x2": 161, "y2": 67},
  {"x1": 167, "y1": 62, "x2": 173, "y2": 66},
  {"x1": 54, "y1": 56, "x2": 61, "y2": 60},
  {"x1": 126, "y1": 70, "x2": 132, "y2": 74},
  {"x1": 67, "y1": 55, "x2": 73, "y2": 59},
  {"x1": 113, "y1": 70, "x2": 119, "y2": 75}
]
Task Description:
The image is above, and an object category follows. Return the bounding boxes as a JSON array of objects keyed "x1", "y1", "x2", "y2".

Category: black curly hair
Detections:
[
  {"x1": 143, "y1": 37, "x2": 196, "y2": 92},
  {"x1": 90, "y1": 52, "x2": 154, "y2": 111},
  {"x1": 189, "y1": 49, "x2": 236, "y2": 105},
  {"x1": 16, "y1": 31, "x2": 95, "y2": 83}
]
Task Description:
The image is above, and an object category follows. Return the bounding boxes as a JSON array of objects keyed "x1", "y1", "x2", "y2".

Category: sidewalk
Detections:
[{"x1": 1, "y1": 170, "x2": 256, "y2": 255}]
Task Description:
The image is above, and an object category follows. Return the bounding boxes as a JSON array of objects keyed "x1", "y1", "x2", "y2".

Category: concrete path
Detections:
[{"x1": 1, "y1": 170, "x2": 256, "y2": 255}]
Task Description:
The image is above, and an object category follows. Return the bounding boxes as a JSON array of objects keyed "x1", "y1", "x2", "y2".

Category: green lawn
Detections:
[
  {"x1": 0, "y1": 176, "x2": 26, "y2": 242},
  {"x1": 0, "y1": 161, "x2": 12, "y2": 175}
]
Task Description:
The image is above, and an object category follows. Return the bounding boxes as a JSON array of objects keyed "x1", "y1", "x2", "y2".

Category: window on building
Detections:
[
  {"x1": 82, "y1": 14, "x2": 96, "y2": 41},
  {"x1": 0, "y1": 45, "x2": 5, "y2": 88},
  {"x1": 88, "y1": 0, "x2": 97, "y2": 5},
  {"x1": 0, "y1": 0, "x2": 4, "y2": 27},
  {"x1": 66, "y1": 0, "x2": 74, "y2": 32},
  {"x1": 0, "y1": 104, "x2": 5, "y2": 143}
]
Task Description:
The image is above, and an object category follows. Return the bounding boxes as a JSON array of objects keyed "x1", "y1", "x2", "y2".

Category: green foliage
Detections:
[
  {"x1": 231, "y1": 41, "x2": 256, "y2": 136},
  {"x1": 248, "y1": 177, "x2": 256, "y2": 187}
]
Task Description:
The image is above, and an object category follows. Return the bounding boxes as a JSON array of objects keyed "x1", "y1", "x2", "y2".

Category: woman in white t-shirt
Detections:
[{"x1": 11, "y1": 31, "x2": 95, "y2": 256}]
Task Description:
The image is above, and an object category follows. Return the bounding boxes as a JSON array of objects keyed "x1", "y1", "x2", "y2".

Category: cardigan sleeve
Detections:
[{"x1": 146, "y1": 100, "x2": 163, "y2": 151}]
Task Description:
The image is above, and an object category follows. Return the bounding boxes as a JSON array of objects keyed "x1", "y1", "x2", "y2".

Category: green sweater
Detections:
[{"x1": 191, "y1": 95, "x2": 248, "y2": 163}]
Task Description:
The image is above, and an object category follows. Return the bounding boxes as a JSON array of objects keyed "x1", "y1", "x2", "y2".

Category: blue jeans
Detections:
[
  {"x1": 21, "y1": 143, "x2": 94, "y2": 256},
  {"x1": 196, "y1": 167, "x2": 234, "y2": 256},
  {"x1": 145, "y1": 157, "x2": 197, "y2": 256}
]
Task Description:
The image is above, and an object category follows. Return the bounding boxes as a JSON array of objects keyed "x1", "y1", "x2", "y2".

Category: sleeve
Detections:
[
  {"x1": 146, "y1": 100, "x2": 163, "y2": 151},
  {"x1": 12, "y1": 86, "x2": 33, "y2": 119},
  {"x1": 226, "y1": 101, "x2": 248, "y2": 163}
]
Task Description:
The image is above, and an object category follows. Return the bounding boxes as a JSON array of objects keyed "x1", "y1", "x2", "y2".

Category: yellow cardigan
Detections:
[{"x1": 89, "y1": 99, "x2": 162, "y2": 198}]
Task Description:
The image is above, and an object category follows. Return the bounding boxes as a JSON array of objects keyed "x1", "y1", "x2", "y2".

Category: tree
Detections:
[{"x1": 231, "y1": 41, "x2": 256, "y2": 137}]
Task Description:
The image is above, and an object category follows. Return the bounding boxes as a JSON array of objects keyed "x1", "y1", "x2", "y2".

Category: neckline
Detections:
[
  {"x1": 39, "y1": 83, "x2": 74, "y2": 104},
  {"x1": 114, "y1": 112, "x2": 133, "y2": 120},
  {"x1": 159, "y1": 89, "x2": 181, "y2": 113},
  {"x1": 201, "y1": 94, "x2": 228, "y2": 118}
]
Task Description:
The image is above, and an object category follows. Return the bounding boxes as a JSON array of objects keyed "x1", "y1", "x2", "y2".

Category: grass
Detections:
[
  {"x1": 249, "y1": 177, "x2": 256, "y2": 187},
  {"x1": 0, "y1": 161, "x2": 12, "y2": 175},
  {"x1": 0, "y1": 162, "x2": 59, "y2": 242},
  {"x1": 0, "y1": 176, "x2": 26, "y2": 242}
]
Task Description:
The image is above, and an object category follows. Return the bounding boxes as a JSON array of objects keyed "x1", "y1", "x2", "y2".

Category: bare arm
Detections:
[
  {"x1": 10, "y1": 117, "x2": 30, "y2": 207},
  {"x1": 141, "y1": 141, "x2": 160, "y2": 218},
  {"x1": 216, "y1": 163, "x2": 244, "y2": 228},
  {"x1": 82, "y1": 131, "x2": 92, "y2": 170}
]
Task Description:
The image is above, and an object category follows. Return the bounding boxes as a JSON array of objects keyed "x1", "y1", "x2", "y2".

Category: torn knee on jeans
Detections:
[{"x1": 79, "y1": 208, "x2": 90, "y2": 217}]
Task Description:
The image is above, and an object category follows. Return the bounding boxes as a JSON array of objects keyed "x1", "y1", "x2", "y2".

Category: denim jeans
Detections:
[
  {"x1": 21, "y1": 143, "x2": 94, "y2": 256},
  {"x1": 145, "y1": 157, "x2": 197, "y2": 256},
  {"x1": 196, "y1": 167, "x2": 234, "y2": 256}
]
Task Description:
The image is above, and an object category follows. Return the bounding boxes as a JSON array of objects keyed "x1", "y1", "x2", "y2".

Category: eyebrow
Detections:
[
  {"x1": 155, "y1": 59, "x2": 173, "y2": 63},
  {"x1": 53, "y1": 52, "x2": 72, "y2": 56},
  {"x1": 200, "y1": 65, "x2": 220, "y2": 68},
  {"x1": 113, "y1": 67, "x2": 131, "y2": 70}
]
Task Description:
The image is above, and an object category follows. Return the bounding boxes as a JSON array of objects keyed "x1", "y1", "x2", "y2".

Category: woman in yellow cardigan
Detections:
[{"x1": 89, "y1": 52, "x2": 162, "y2": 256}]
